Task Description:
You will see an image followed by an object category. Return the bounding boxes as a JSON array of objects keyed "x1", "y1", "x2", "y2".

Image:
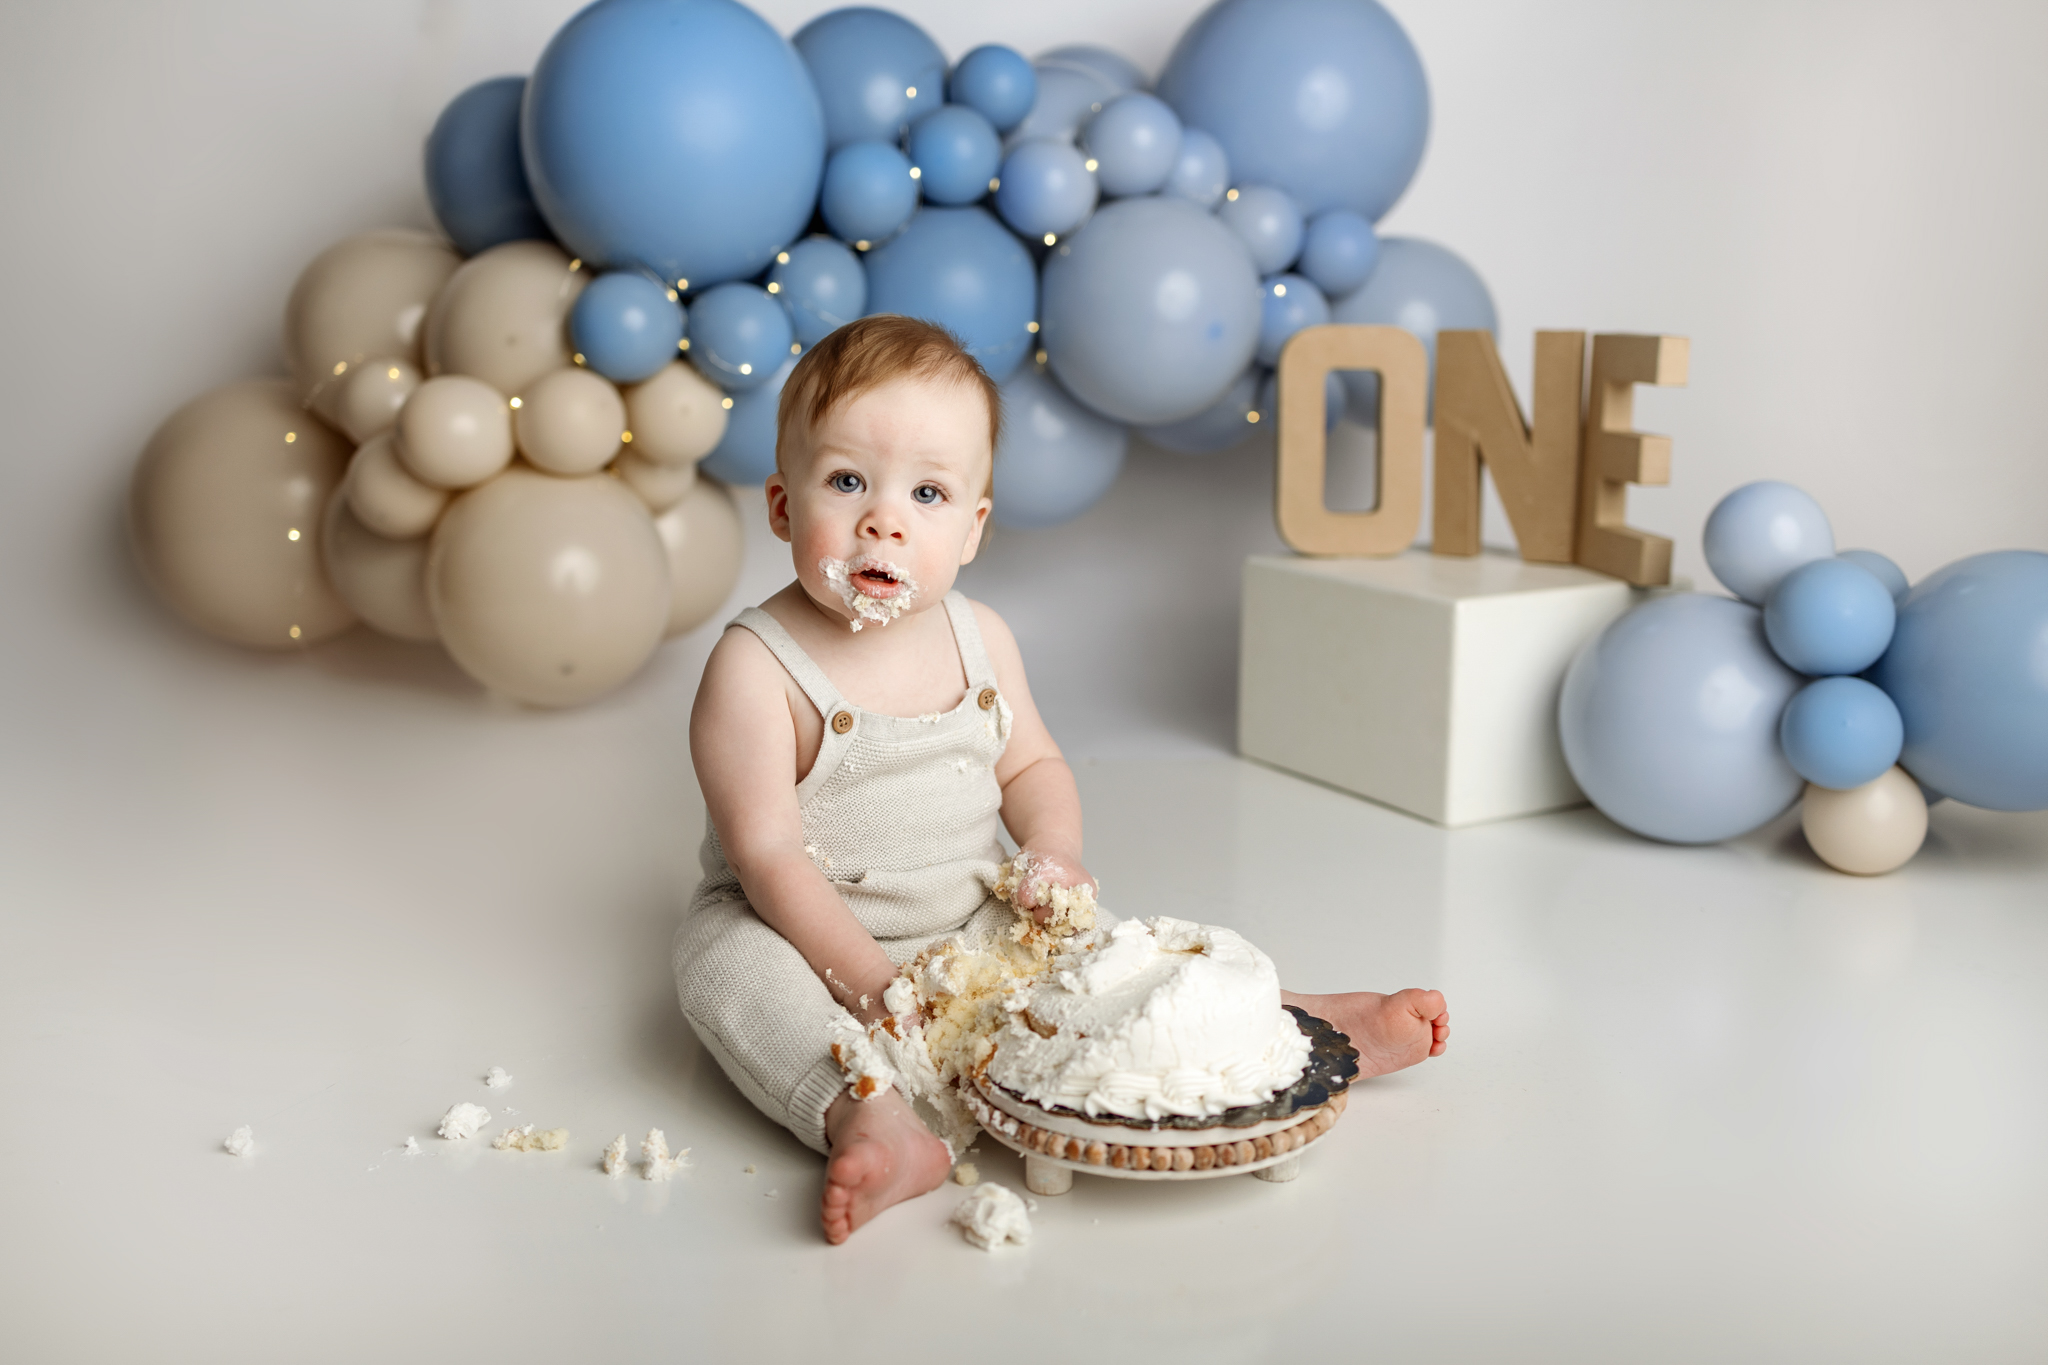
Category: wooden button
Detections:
[
  {"x1": 831, "y1": 710, "x2": 854, "y2": 734},
  {"x1": 977, "y1": 687, "x2": 997, "y2": 710}
]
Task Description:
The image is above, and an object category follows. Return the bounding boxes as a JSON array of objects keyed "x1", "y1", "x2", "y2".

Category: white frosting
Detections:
[
  {"x1": 640, "y1": 1128, "x2": 687, "y2": 1180},
  {"x1": 402, "y1": 1136, "x2": 421, "y2": 1156},
  {"x1": 602, "y1": 1134, "x2": 628, "y2": 1178},
  {"x1": 223, "y1": 1126, "x2": 254, "y2": 1158},
  {"x1": 818, "y1": 555, "x2": 920, "y2": 631},
  {"x1": 437, "y1": 1103, "x2": 491, "y2": 1140},
  {"x1": 483, "y1": 1066, "x2": 511, "y2": 1088},
  {"x1": 984, "y1": 916, "x2": 1311, "y2": 1121},
  {"x1": 950, "y1": 1183, "x2": 1031, "y2": 1250}
]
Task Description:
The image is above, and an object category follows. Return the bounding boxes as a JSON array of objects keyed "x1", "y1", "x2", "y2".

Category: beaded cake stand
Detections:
[{"x1": 966, "y1": 1007, "x2": 1360, "y2": 1194}]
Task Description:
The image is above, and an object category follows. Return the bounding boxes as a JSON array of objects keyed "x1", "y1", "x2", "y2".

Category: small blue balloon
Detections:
[
  {"x1": 1837, "y1": 548, "x2": 1910, "y2": 603},
  {"x1": 1217, "y1": 185, "x2": 1304, "y2": 275},
  {"x1": 569, "y1": 271, "x2": 685, "y2": 383},
  {"x1": 908, "y1": 105, "x2": 1002, "y2": 207},
  {"x1": 1136, "y1": 365, "x2": 1264, "y2": 454},
  {"x1": 1780, "y1": 676, "x2": 1905, "y2": 791},
  {"x1": 993, "y1": 365, "x2": 1128, "y2": 528},
  {"x1": 1869, "y1": 549, "x2": 2048, "y2": 811},
  {"x1": 863, "y1": 207, "x2": 1038, "y2": 382},
  {"x1": 700, "y1": 358, "x2": 794, "y2": 486},
  {"x1": 1298, "y1": 210, "x2": 1379, "y2": 297},
  {"x1": 994, "y1": 140, "x2": 1098, "y2": 240},
  {"x1": 1081, "y1": 93, "x2": 1181, "y2": 198},
  {"x1": 1328, "y1": 236, "x2": 1495, "y2": 421},
  {"x1": 523, "y1": 0, "x2": 825, "y2": 289},
  {"x1": 425, "y1": 76, "x2": 551, "y2": 256},
  {"x1": 1256, "y1": 273, "x2": 1329, "y2": 367},
  {"x1": 768, "y1": 237, "x2": 866, "y2": 348},
  {"x1": 1010, "y1": 60, "x2": 1121, "y2": 144},
  {"x1": 820, "y1": 141, "x2": 919, "y2": 246},
  {"x1": 1764, "y1": 557, "x2": 1897, "y2": 676},
  {"x1": 1702, "y1": 481, "x2": 1835, "y2": 605},
  {"x1": 1040, "y1": 195, "x2": 1262, "y2": 425},
  {"x1": 688, "y1": 283, "x2": 794, "y2": 391},
  {"x1": 1158, "y1": 0, "x2": 1430, "y2": 221},
  {"x1": 949, "y1": 45, "x2": 1037, "y2": 133},
  {"x1": 1037, "y1": 45, "x2": 1147, "y2": 96},
  {"x1": 1163, "y1": 127, "x2": 1230, "y2": 208},
  {"x1": 1257, "y1": 367, "x2": 1343, "y2": 433},
  {"x1": 791, "y1": 7, "x2": 945, "y2": 151}
]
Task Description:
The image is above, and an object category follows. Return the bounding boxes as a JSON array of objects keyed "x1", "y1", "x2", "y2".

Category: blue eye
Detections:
[
  {"x1": 913, "y1": 484, "x2": 943, "y2": 505},
  {"x1": 830, "y1": 472, "x2": 863, "y2": 494}
]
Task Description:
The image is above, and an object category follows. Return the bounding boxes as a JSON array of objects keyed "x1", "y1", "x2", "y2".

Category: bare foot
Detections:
[
  {"x1": 819, "y1": 1088, "x2": 952, "y2": 1245},
  {"x1": 1283, "y1": 988, "x2": 1449, "y2": 1079}
]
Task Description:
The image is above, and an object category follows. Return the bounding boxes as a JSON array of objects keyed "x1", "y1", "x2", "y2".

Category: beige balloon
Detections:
[
  {"x1": 1801, "y1": 767, "x2": 1929, "y2": 875},
  {"x1": 396, "y1": 374, "x2": 513, "y2": 488},
  {"x1": 654, "y1": 478, "x2": 744, "y2": 638},
  {"x1": 346, "y1": 432, "x2": 448, "y2": 539},
  {"x1": 624, "y1": 361, "x2": 729, "y2": 465},
  {"x1": 423, "y1": 240, "x2": 588, "y2": 397},
  {"x1": 613, "y1": 449, "x2": 698, "y2": 512},
  {"x1": 428, "y1": 465, "x2": 671, "y2": 706},
  {"x1": 515, "y1": 367, "x2": 626, "y2": 474},
  {"x1": 129, "y1": 378, "x2": 356, "y2": 649},
  {"x1": 312, "y1": 357, "x2": 421, "y2": 444},
  {"x1": 320, "y1": 485, "x2": 437, "y2": 642},
  {"x1": 285, "y1": 230, "x2": 460, "y2": 399}
]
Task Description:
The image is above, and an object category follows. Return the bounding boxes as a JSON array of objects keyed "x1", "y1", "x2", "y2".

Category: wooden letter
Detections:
[
  {"x1": 1275, "y1": 324, "x2": 1427, "y2": 556},
  {"x1": 1575, "y1": 334, "x2": 1688, "y2": 585},
  {"x1": 1432, "y1": 330, "x2": 1585, "y2": 563}
]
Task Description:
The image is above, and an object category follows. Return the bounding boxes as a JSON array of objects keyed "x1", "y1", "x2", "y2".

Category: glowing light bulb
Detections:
[
  {"x1": 568, "y1": 258, "x2": 582, "y2": 271},
  {"x1": 721, "y1": 397, "x2": 734, "y2": 409},
  {"x1": 283, "y1": 431, "x2": 297, "y2": 443},
  {"x1": 739, "y1": 363, "x2": 752, "y2": 375},
  {"x1": 332, "y1": 361, "x2": 347, "y2": 376},
  {"x1": 1043, "y1": 233, "x2": 1056, "y2": 245},
  {"x1": 855, "y1": 241, "x2": 871, "y2": 251},
  {"x1": 905, "y1": 86, "x2": 917, "y2": 98},
  {"x1": 988, "y1": 177, "x2": 1001, "y2": 192},
  {"x1": 1247, "y1": 411, "x2": 1261, "y2": 423},
  {"x1": 620, "y1": 430, "x2": 633, "y2": 443},
  {"x1": 509, "y1": 396, "x2": 523, "y2": 409},
  {"x1": 1273, "y1": 283, "x2": 1287, "y2": 296},
  {"x1": 677, "y1": 278, "x2": 689, "y2": 290},
  {"x1": 286, "y1": 528, "x2": 300, "y2": 541},
  {"x1": 790, "y1": 342, "x2": 801, "y2": 354},
  {"x1": 666, "y1": 289, "x2": 678, "y2": 302},
  {"x1": 1226, "y1": 188, "x2": 1239, "y2": 201},
  {"x1": 776, "y1": 252, "x2": 790, "y2": 264},
  {"x1": 289, "y1": 625, "x2": 301, "y2": 639},
  {"x1": 387, "y1": 366, "x2": 401, "y2": 379},
  {"x1": 679, "y1": 338, "x2": 691, "y2": 351},
  {"x1": 1026, "y1": 321, "x2": 1039, "y2": 334},
  {"x1": 766, "y1": 282, "x2": 780, "y2": 293},
  {"x1": 1084, "y1": 159, "x2": 1098, "y2": 172},
  {"x1": 909, "y1": 166, "x2": 921, "y2": 179},
  {"x1": 573, "y1": 352, "x2": 586, "y2": 365},
  {"x1": 1035, "y1": 348, "x2": 1048, "y2": 365}
]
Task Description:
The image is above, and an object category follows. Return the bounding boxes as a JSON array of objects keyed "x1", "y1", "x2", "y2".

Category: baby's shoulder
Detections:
[
  {"x1": 963, "y1": 598, "x2": 1026, "y2": 675},
  {"x1": 697, "y1": 622, "x2": 793, "y2": 710}
]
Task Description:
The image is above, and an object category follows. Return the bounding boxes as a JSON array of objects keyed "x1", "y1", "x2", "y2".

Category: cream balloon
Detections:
[
  {"x1": 395, "y1": 375, "x2": 513, "y2": 488},
  {"x1": 623, "y1": 361, "x2": 728, "y2": 465},
  {"x1": 319, "y1": 486, "x2": 437, "y2": 642},
  {"x1": 1801, "y1": 767, "x2": 1929, "y2": 875},
  {"x1": 515, "y1": 367, "x2": 626, "y2": 475},
  {"x1": 312, "y1": 357, "x2": 421, "y2": 444},
  {"x1": 129, "y1": 378, "x2": 356, "y2": 649},
  {"x1": 285, "y1": 230, "x2": 459, "y2": 399},
  {"x1": 613, "y1": 449, "x2": 698, "y2": 512},
  {"x1": 428, "y1": 466, "x2": 671, "y2": 706},
  {"x1": 423, "y1": 240, "x2": 587, "y2": 397},
  {"x1": 345, "y1": 432, "x2": 448, "y2": 540},
  {"x1": 654, "y1": 479, "x2": 744, "y2": 638}
]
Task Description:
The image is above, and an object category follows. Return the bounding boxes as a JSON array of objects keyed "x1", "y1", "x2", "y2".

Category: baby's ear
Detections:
[
  {"x1": 960, "y1": 496, "x2": 993, "y2": 564},
  {"x1": 764, "y1": 471, "x2": 794, "y2": 543}
]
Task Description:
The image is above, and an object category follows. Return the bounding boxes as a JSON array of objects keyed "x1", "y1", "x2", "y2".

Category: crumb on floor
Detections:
[
  {"x1": 484, "y1": 1066, "x2": 512, "y2": 1088},
  {"x1": 437, "y1": 1103, "x2": 491, "y2": 1141},
  {"x1": 223, "y1": 1126, "x2": 253, "y2": 1158},
  {"x1": 953, "y1": 1162, "x2": 980, "y2": 1186}
]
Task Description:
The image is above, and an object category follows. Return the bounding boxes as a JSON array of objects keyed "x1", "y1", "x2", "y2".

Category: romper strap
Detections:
[
  {"x1": 728, "y1": 607, "x2": 847, "y2": 721},
  {"x1": 942, "y1": 591, "x2": 997, "y2": 685}
]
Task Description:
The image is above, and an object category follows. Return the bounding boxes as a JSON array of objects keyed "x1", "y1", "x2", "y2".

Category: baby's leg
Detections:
[
  {"x1": 820, "y1": 1087, "x2": 953, "y2": 1246},
  {"x1": 1282, "y1": 989, "x2": 1449, "y2": 1079}
]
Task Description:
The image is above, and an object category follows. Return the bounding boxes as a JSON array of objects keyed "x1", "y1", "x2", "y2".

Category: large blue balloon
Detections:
[
  {"x1": 570, "y1": 271, "x2": 685, "y2": 383},
  {"x1": 1329, "y1": 236, "x2": 1494, "y2": 422},
  {"x1": 1037, "y1": 45, "x2": 1147, "y2": 96},
  {"x1": 1040, "y1": 195, "x2": 1262, "y2": 425},
  {"x1": 1702, "y1": 481, "x2": 1835, "y2": 605},
  {"x1": 1010, "y1": 60, "x2": 1121, "y2": 144},
  {"x1": 1157, "y1": 0, "x2": 1430, "y2": 221},
  {"x1": 700, "y1": 357, "x2": 794, "y2": 486},
  {"x1": 1298, "y1": 210, "x2": 1380, "y2": 297},
  {"x1": 993, "y1": 365, "x2": 1128, "y2": 528},
  {"x1": 949, "y1": 45, "x2": 1036, "y2": 133},
  {"x1": 1136, "y1": 365, "x2": 1263, "y2": 454},
  {"x1": 1763, "y1": 557, "x2": 1896, "y2": 676},
  {"x1": 862, "y1": 207, "x2": 1038, "y2": 382},
  {"x1": 993, "y1": 140, "x2": 1098, "y2": 240},
  {"x1": 1256, "y1": 273, "x2": 1329, "y2": 366},
  {"x1": 1163, "y1": 127, "x2": 1230, "y2": 208},
  {"x1": 1219, "y1": 185, "x2": 1305, "y2": 275},
  {"x1": 1080, "y1": 93, "x2": 1182, "y2": 197},
  {"x1": 820, "y1": 141, "x2": 919, "y2": 245},
  {"x1": 425, "y1": 76, "x2": 551, "y2": 257},
  {"x1": 1559, "y1": 594, "x2": 1805, "y2": 843},
  {"x1": 523, "y1": 0, "x2": 824, "y2": 289},
  {"x1": 769, "y1": 237, "x2": 866, "y2": 348},
  {"x1": 909, "y1": 105, "x2": 1002, "y2": 207},
  {"x1": 687, "y1": 283, "x2": 794, "y2": 391},
  {"x1": 791, "y1": 7, "x2": 945, "y2": 151},
  {"x1": 1869, "y1": 550, "x2": 2048, "y2": 811},
  {"x1": 1780, "y1": 676, "x2": 1904, "y2": 791}
]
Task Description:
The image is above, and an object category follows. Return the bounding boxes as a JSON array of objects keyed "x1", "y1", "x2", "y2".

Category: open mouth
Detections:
[
  {"x1": 819, "y1": 555, "x2": 922, "y2": 630},
  {"x1": 853, "y1": 564, "x2": 903, "y2": 598}
]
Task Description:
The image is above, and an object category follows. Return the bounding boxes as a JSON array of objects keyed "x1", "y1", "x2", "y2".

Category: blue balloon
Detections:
[
  {"x1": 820, "y1": 141, "x2": 919, "y2": 246},
  {"x1": 569, "y1": 271, "x2": 685, "y2": 383},
  {"x1": 1837, "y1": 548, "x2": 1910, "y2": 603},
  {"x1": 1256, "y1": 273, "x2": 1329, "y2": 367},
  {"x1": 1869, "y1": 550, "x2": 2048, "y2": 811},
  {"x1": 1559, "y1": 594, "x2": 1805, "y2": 843},
  {"x1": 1298, "y1": 210, "x2": 1379, "y2": 297},
  {"x1": 909, "y1": 105, "x2": 1002, "y2": 207},
  {"x1": 1080, "y1": 93, "x2": 1182, "y2": 197},
  {"x1": 523, "y1": 0, "x2": 824, "y2": 289},
  {"x1": 1040, "y1": 195, "x2": 1262, "y2": 425},
  {"x1": 1037, "y1": 44, "x2": 1147, "y2": 96},
  {"x1": 1764, "y1": 557, "x2": 1897, "y2": 676},
  {"x1": 949, "y1": 45, "x2": 1036, "y2": 133},
  {"x1": 1780, "y1": 676, "x2": 1905, "y2": 791},
  {"x1": 1702, "y1": 481, "x2": 1835, "y2": 605},
  {"x1": 687, "y1": 283, "x2": 794, "y2": 391},
  {"x1": 700, "y1": 357, "x2": 794, "y2": 486},
  {"x1": 1136, "y1": 365, "x2": 1263, "y2": 454},
  {"x1": 1329, "y1": 236, "x2": 1495, "y2": 421},
  {"x1": 1257, "y1": 367, "x2": 1343, "y2": 433},
  {"x1": 1218, "y1": 185, "x2": 1304, "y2": 275},
  {"x1": 1010, "y1": 60, "x2": 1120, "y2": 144},
  {"x1": 863, "y1": 207, "x2": 1038, "y2": 382},
  {"x1": 425, "y1": 76, "x2": 551, "y2": 257},
  {"x1": 790, "y1": 6, "x2": 944, "y2": 151},
  {"x1": 768, "y1": 236, "x2": 866, "y2": 348},
  {"x1": 1157, "y1": 0, "x2": 1430, "y2": 221},
  {"x1": 994, "y1": 140, "x2": 1098, "y2": 240},
  {"x1": 993, "y1": 365, "x2": 1128, "y2": 528},
  {"x1": 1163, "y1": 127, "x2": 1230, "y2": 208}
]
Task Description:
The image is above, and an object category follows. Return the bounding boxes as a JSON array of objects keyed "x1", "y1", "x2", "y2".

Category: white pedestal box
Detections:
[{"x1": 1239, "y1": 551, "x2": 1647, "y2": 827}]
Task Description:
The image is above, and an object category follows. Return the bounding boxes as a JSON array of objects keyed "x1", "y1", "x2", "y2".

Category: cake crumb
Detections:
[
  {"x1": 402, "y1": 1137, "x2": 420, "y2": 1156},
  {"x1": 602, "y1": 1135, "x2": 629, "y2": 1178},
  {"x1": 641, "y1": 1129, "x2": 688, "y2": 1180},
  {"x1": 951, "y1": 1183, "x2": 1031, "y2": 1250},
  {"x1": 484, "y1": 1067, "x2": 512, "y2": 1088},
  {"x1": 223, "y1": 1126, "x2": 254, "y2": 1158},
  {"x1": 765, "y1": 1189, "x2": 779, "y2": 1199},
  {"x1": 438, "y1": 1103, "x2": 491, "y2": 1141},
  {"x1": 953, "y1": 1163, "x2": 980, "y2": 1186},
  {"x1": 493, "y1": 1124, "x2": 568, "y2": 1152},
  {"x1": 743, "y1": 1164, "x2": 757, "y2": 1175}
]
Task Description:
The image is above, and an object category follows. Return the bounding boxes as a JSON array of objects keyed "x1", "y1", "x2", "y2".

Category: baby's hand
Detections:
[{"x1": 1011, "y1": 848, "x2": 1096, "y2": 924}]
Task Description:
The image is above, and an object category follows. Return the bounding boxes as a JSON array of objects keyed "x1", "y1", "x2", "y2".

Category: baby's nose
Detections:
[{"x1": 861, "y1": 511, "x2": 906, "y2": 542}]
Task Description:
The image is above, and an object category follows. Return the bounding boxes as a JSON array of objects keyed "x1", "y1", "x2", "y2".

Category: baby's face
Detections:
[{"x1": 768, "y1": 375, "x2": 994, "y2": 629}]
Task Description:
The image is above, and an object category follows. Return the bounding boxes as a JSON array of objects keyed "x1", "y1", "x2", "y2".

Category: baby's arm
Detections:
[
  {"x1": 690, "y1": 630, "x2": 898, "y2": 1021},
  {"x1": 974, "y1": 603, "x2": 1094, "y2": 911}
]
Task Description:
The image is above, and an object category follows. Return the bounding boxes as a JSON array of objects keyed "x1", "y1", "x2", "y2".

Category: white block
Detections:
[{"x1": 1239, "y1": 551, "x2": 1650, "y2": 827}]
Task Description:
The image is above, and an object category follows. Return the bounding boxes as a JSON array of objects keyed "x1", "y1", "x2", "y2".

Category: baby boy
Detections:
[{"x1": 674, "y1": 315, "x2": 1450, "y2": 1244}]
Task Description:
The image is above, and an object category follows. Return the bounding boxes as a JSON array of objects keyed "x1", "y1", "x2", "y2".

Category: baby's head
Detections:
[{"x1": 766, "y1": 316, "x2": 1000, "y2": 632}]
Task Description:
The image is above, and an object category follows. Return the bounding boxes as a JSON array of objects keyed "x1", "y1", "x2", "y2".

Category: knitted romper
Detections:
[{"x1": 671, "y1": 592, "x2": 1016, "y2": 1154}]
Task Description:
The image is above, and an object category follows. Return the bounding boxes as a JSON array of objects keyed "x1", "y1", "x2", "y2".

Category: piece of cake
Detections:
[{"x1": 950, "y1": 1183, "x2": 1031, "y2": 1250}]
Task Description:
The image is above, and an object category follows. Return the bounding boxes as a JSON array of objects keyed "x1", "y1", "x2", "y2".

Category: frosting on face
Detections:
[{"x1": 818, "y1": 554, "x2": 921, "y2": 631}]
